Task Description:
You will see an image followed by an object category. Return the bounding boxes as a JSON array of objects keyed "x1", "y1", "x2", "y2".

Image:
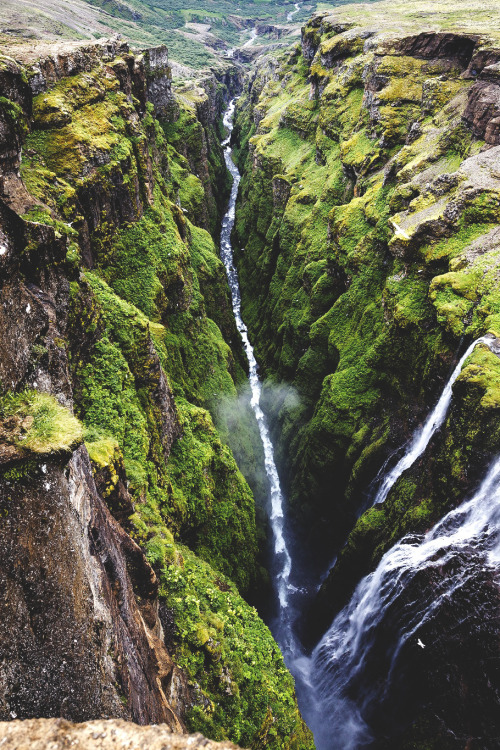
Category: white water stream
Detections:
[
  {"x1": 309, "y1": 452, "x2": 500, "y2": 749},
  {"x1": 242, "y1": 27, "x2": 258, "y2": 49},
  {"x1": 373, "y1": 336, "x2": 494, "y2": 506},
  {"x1": 287, "y1": 2, "x2": 301, "y2": 22},
  {"x1": 220, "y1": 101, "x2": 295, "y2": 653}
]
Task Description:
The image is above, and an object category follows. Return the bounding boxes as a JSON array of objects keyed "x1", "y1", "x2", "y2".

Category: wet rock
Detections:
[
  {"x1": 363, "y1": 551, "x2": 500, "y2": 747},
  {"x1": 272, "y1": 175, "x2": 292, "y2": 210},
  {"x1": 0, "y1": 447, "x2": 186, "y2": 727}
]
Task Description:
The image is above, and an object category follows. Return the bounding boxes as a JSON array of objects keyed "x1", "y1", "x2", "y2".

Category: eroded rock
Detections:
[{"x1": 0, "y1": 718, "x2": 242, "y2": 749}]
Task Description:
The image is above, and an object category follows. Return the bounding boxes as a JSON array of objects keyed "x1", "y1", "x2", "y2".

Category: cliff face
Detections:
[
  {"x1": 234, "y1": 10, "x2": 500, "y2": 556},
  {"x1": 233, "y1": 0, "x2": 500, "y2": 705},
  {"x1": 0, "y1": 45, "x2": 187, "y2": 727},
  {"x1": 0, "y1": 38, "x2": 312, "y2": 749},
  {"x1": 231, "y1": 9, "x2": 500, "y2": 745}
]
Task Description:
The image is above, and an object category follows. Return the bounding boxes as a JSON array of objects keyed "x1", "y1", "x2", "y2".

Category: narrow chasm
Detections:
[
  {"x1": 228, "y1": 9, "x2": 500, "y2": 750},
  {"x1": 2, "y1": 2, "x2": 500, "y2": 749}
]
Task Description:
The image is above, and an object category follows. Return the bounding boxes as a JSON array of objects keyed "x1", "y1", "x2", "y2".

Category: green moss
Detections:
[
  {"x1": 0, "y1": 95, "x2": 29, "y2": 137},
  {"x1": 458, "y1": 344, "x2": 500, "y2": 410},
  {"x1": 340, "y1": 130, "x2": 381, "y2": 174},
  {"x1": 0, "y1": 390, "x2": 83, "y2": 454},
  {"x1": 15, "y1": 46, "x2": 310, "y2": 746},
  {"x1": 157, "y1": 542, "x2": 314, "y2": 750},
  {"x1": 85, "y1": 433, "x2": 121, "y2": 470},
  {"x1": 161, "y1": 398, "x2": 259, "y2": 591}
]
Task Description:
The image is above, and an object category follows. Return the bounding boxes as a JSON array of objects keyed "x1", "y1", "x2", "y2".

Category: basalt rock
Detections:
[
  {"x1": 0, "y1": 447, "x2": 188, "y2": 728},
  {"x1": 393, "y1": 32, "x2": 478, "y2": 67},
  {"x1": 463, "y1": 79, "x2": 500, "y2": 145}
]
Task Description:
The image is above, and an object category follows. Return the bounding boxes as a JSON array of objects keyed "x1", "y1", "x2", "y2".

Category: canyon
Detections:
[{"x1": 1, "y1": 0, "x2": 500, "y2": 748}]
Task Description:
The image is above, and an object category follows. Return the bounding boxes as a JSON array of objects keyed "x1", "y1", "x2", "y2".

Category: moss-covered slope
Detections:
[
  {"x1": 232, "y1": 10, "x2": 500, "y2": 627},
  {"x1": 0, "y1": 40, "x2": 312, "y2": 748}
]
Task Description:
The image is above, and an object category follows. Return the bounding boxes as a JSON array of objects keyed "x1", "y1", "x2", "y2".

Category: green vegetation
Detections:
[
  {"x1": 11, "y1": 48, "x2": 313, "y2": 748},
  {"x1": 232, "y1": 13, "x2": 500, "y2": 567},
  {"x1": 0, "y1": 390, "x2": 83, "y2": 453},
  {"x1": 137, "y1": 529, "x2": 314, "y2": 749},
  {"x1": 0, "y1": 0, "x2": 314, "y2": 69}
]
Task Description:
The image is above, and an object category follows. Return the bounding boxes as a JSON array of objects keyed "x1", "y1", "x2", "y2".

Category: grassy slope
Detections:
[{"x1": 0, "y1": 0, "x2": 313, "y2": 68}]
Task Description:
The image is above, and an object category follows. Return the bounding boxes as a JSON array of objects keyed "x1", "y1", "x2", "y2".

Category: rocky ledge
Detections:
[{"x1": 0, "y1": 719, "x2": 242, "y2": 749}]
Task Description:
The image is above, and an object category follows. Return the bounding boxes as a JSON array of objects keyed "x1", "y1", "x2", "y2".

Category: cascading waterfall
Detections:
[
  {"x1": 220, "y1": 100, "x2": 295, "y2": 653},
  {"x1": 220, "y1": 100, "x2": 499, "y2": 750},
  {"x1": 308, "y1": 454, "x2": 500, "y2": 750},
  {"x1": 372, "y1": 336, "x2": 494, "y2": 506}
]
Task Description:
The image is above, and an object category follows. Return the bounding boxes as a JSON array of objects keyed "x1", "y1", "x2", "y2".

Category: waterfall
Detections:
[
  {"x1": 287, "y1": 3, "x2": 301, "y2": 22},
  {"x1": 309, "y1": 455, "x2": 500, "y2": 749},
  {"x1": 242, "y1": 27, "x2": 258, "y2": 49},
  {"x1": 220, "y1": 101, "x2": 294, "y2": 652},
  {"x1": 373, "y1": 336, "x2": 494, "y2": 506}
]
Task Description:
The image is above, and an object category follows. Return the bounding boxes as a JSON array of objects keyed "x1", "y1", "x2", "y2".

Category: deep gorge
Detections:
[{"x1": 1, "y1": 4, "x2": 500, "y2": 749}]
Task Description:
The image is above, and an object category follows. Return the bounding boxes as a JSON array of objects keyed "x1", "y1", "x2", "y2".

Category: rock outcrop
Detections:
[
  {"x1": 0, "y1": 718, "x2": 242, "y2": 749},
  {"x1": 0, "y1": 35, "x2": 313, "y2": 750}
]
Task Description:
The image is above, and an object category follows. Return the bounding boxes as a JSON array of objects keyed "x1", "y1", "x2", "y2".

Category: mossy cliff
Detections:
[
  {"x1": 0, "y1": 39, "x2": 312, "y2": 749},
  {"x1": 232, "y1": 9, "x2": 500, "y2": 636}
]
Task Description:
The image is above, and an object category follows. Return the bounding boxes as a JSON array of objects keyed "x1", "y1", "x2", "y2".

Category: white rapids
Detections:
[
  {"x1": 307, "y1": 453, "x2": 500, "y2": 749},
  {"x1": 220, "y1": 100, "x2": 294, "y2": 652},
  {"x1": 373, "y1": 336, "x2": 494, "y2": 506}
]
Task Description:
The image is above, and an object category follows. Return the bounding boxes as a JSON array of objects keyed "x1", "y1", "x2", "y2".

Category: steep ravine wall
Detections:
[
  {"x1": 232, "y1": 0, "x2": 500, "y2": 684},
  {"x1": 230, "y1": 14, "x2": 500, "y2": 745},
  {"x1": 0, "y1": 39, "x2": 312, "y2": 749}
]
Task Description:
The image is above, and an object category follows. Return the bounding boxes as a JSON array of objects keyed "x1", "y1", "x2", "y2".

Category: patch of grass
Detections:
[{"x1": 0, "y1": 390, "x2": 83, "y2": 453}]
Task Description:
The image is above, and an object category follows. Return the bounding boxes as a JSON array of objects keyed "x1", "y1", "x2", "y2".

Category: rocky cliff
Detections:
[
  {"x1": 0, "y1": 37, "x2": 312, "y2": 749},
  {"x1": 232, "y1": 7, "x2": 500, "y2": 745},
  {"x1": 234, "y1": 6, "x2": 500, "y2": 568}
]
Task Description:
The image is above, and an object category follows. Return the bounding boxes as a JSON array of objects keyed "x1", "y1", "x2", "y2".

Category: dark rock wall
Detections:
[{"x1": 0, "y1": 41, "x2": 188, "y2": 730}]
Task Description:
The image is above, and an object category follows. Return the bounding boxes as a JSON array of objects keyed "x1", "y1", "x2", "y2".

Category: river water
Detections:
[{"x1": 287, "y1": 2, "x2": 301, "y2": 22}]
